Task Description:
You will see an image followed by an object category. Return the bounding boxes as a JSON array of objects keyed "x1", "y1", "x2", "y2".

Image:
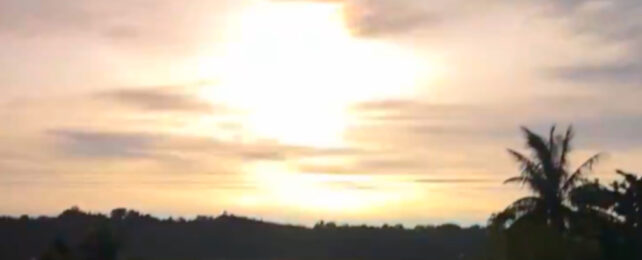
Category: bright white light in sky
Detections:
[{"x1": 198, "y1": 1, "x2": 429, "y2": 148}]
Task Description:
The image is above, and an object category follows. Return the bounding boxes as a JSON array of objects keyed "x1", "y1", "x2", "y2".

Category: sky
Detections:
[{"x1": 1, "y1": 0, "x2": 642, "y2": 226}]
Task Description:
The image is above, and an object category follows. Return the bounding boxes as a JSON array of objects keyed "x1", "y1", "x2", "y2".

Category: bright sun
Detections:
[
  {"x1": 199, "y1": 1, "x2": 427, "y2": 148},
  {"x1": 187, "y1": 1, "x2": 434, "y2": 212}
]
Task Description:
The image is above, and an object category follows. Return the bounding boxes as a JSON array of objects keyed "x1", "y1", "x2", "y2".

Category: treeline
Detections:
[{"x1": 0, "y1": 207, "x2": 486, "y2": 260}]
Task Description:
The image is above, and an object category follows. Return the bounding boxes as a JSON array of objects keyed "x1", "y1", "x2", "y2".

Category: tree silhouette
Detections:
[
  {"x1": 40, "y1": 238, "x2": 74, "y2": 260},
  {"x1": 612, "y1": 170, "x2": 642, "y2": 229},
  {"x1": 567, "y1": 170, "x2": 642, "y2": 259},
  {"x1": 78, "y1": 225, "x2": 119, "y2": 260},
  {"x1": 491, "y1": 126, "x2": 602, "y2": 231}
]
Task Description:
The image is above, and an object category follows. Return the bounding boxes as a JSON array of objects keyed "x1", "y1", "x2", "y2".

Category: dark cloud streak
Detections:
[
  {"x1": 49, "y1": 130, "x2": 161, "y2": 159},
  {"x1": 98, "y1": 88, "x2": 217, "y2": 113},
  {"x1": 48, "y1": 129, "x2": 365, "y2": 164}
]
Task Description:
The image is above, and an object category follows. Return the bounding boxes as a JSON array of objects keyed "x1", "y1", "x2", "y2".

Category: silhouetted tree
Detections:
[
  {"x1": 110, "y1": 208, "x2": 127, "y2": 221},
  {"x1": 40, "y1": 238, "x2": 75, "y2": 260},
  {"x1": 565, "y1": 170, "x2": 642, "y2": 259},
  {"x1": 491, "y1": 126, "x2": 602, "y2": 231},
  {"x1": 78, "y1": 225, "x2": 119, "y2": 260},
  {"x1": 487, "y1": 126, "x2": 606, "y2": 260},
  {"x1": 568, "y1": 170, "x2": 642, "y2": 229},
  {"x1": 610, "y1": 170, "x2": 642, "y2": 259},
  {"x1": 612, "y1": 170, "x2": 642, "y2": 229}
]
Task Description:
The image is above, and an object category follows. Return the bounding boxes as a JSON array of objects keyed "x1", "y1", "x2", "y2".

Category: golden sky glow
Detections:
[
  {"x1": 1, "y1": 0, "x2": 642, "y2": 225},
  {"x1": 198, "y1": 1, "x2": 428, "y2": 148},
  {"x1": 187, "y1": 1, "x2": 436, "y2": 215}
]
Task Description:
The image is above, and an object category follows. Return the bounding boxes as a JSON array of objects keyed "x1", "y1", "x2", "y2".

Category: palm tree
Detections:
[{"x1": 491, "y1": 125, "x2": 602, "y2": 231}]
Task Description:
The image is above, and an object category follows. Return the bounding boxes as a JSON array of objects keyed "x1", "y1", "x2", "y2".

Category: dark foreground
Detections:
[{"x1": 1, "y1": 207, "x2": 486, "y2": 260}]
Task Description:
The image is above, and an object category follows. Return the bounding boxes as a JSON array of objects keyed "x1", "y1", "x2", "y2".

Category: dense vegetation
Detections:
[
  {"x1": 1, "y1": 125, "x2": 641, "y2": 260},
  {"x1": 0, "y1": 208, "x2": 486, "y2": 260},
  {"x1": 488, "y1": 126, "x2": 642, "y2": 260}
]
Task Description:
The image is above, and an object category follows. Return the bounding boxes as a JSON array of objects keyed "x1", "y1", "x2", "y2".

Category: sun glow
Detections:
[
  {"x1": 186, "y1": 1, "x2": 437, "y2": 213},
  {"x1": 199, "y1": 1, "x2": 427, "y2": 147},
  {"x1": 238, "y1": 162, "x2": 415, "y2": 212}
]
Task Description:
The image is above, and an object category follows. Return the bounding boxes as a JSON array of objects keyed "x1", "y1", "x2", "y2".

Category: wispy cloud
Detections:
[
  {"x1": 0, "y1": 0, "x2": 239, "y2": 52},
  {"x1": 49, "y1": 130, "x2": 162, "y2": 159},
  {"x1": 98, "y1": 87, "x2": 218, "y2": 113},
  {"x1": 541, "y1": 0, "x2": 642, "y2": 86},
  {"x1": 553, "y1": 63, "x2": 642, "y2": 84},
  {"x1": 296, "y1": 158, "x2": 425, "y2": 175},
  {"x1": 342, "y1": 0, "x2": 444, "y2": 36},
  {"x1": 282, "y1": 0, "x2": 467, "y2": 36},
  {"x1": 414, "y1": 178, "x2": 497, "y2": 184},
  {"x1": 48, "y1": 128, "x2": 363, "y2": 163}
]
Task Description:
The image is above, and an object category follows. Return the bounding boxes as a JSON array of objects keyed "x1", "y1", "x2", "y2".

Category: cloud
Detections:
[
  {"x1": 325, "y1": 180, "x2": 377, "y2": 190},
  {"x1": 0, "y1": 0, "x2": 240, "y2": 54},
  {"x1": 553, "y1": 62, "x2": 642, "y2": 84},
  {"x1": 295, "y1": 150, "x2": 505, "y2": 175},
  {"x1": 278, "y1": 0, "x2": 462, "y2": 36},
  {"x1": 98, "y1": 87, "x2": 218, "y2": 113},
  {"x1": 343, "y1": 97, "x2": 642, "y2": 179},
  {"x1": 541, "y1": 0, "x2": 642, "y2": 85},
  {"x1": 296, "y1": 157, "x2": 426, "y2": 175},
  {"x1": 48, "y1": 128, "x2": 362, "y2": 164},
  {"x1": 352, "y1": 99, "x2": 482, "y2": 122},
  {"x1": 292, "y1": 0, "x2": 642, "y2": 88},
  {"x1": 0, "y1": 0, "x2": 97, "y2": 36},
  {"x1": 342, "y1": 0, "x2": 444, "y2": 36},
  {"x1": 573, "y1": 113, "x2": 642, "y2": 149},
  {"x1": 414, "y1": 178, "x2": 496, "y2": 184},
  {"x1": 49, "y1": 130, "x2": 161, "y2": 159},
  {"x1": 350, "y1": 99, "x2": 515, "y2": 142},
  {"x1": 352, "y1": 97, "x2": 642, "y2": 133}
]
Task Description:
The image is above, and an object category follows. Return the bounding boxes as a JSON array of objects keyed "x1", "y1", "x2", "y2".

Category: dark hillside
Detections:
[{"x1": 0, "y1": 207, "x2": 487, "y2": 260}]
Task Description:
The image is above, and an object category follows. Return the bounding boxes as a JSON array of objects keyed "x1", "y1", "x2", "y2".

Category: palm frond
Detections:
[
  {"x1": 549, "y1": 125, "x2": 559, "y2": 165},
  {"x1": 521, "y1": 127, "x2": 554, "y2": 178},
  {"x1": 549, "y1": 125, "x2": 557, "y2": 151},
  {"x1": 509, "y1": 196, "x2": 542, "y2": 211},
  {"x1": 507, "y1": 149, "x2": 540, "y2": 177},
  {"x1": 559, "y1": 126, "x2": 574, "y2": 168},
  {"x1": 504, "y1": 176, "x2": 529, "y2": 185},
  {"x1": 616, "y1": 169, "x2": 638, "y2": 183},
  {"x1": 507, "y1": 149, "x2": 547, "y2": 192},
  {"x1": 490, "y1": 196, "x2": 543, "y2": 228},
  {"x1": 507, "y1": 149, "x2": 536, "y2": 169},
  {"x1": 563, "y1": 153, "x2": 603, "y2": 191}
]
